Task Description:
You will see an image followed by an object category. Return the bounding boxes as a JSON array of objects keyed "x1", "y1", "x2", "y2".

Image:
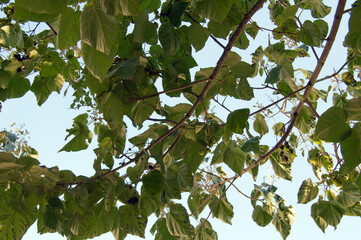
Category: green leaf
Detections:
[
  {"x1": 101, "y1": 92, "x2": 124, "y2": 127},
  {"x1": 341, "y1": 128, "x2": 361, "y2": 169},
  {"x1": 253, "y1": 113, "x2": 269, "y2": 136},
  {"x1": 299, "y1": 20, "x2": 321, "y2": 47},
  {"x1": 315, "y1": 106, "x2": 351, "y2": 142},
  {"x1": 341, "y1": 182, "x2": 360, "y2": 207},
  {"x1": 302, "y1": 0, "x2": 331, "y2": 18},
  {"x1": 80, "y1": 3, "x2": 119, "y2": 54},
  {"x1": 168, "y1": 2, "x2": 189, "y2": 27},
  {"x1": 57, "y1": 8, "x2": 80, "y2": 50},
  {"x1": 297, "y1": 178, "x2": 319, "y2": 204},
  {"x1": 265, "y1": 66, "x2": 282, "y2": 84},
  {"x1": 230, "y1": 61, "x2": 255, "y2": 78},
  {"x1": 211, "y1": 141, "x2": 246, "y2": 175},
  {"x1": 209, "y1": 197, "x2": 234, "y2": 224},
  {"x1": 166, "y1": 204, "x2": 192, "y2": 236},
  {"x1": 345, "y1": 5, "x2": 361, "y2": 51},
  {"x1": 344, "y1": 97, "x2": 361, "y2": 121},
  {"x1": 107, "y1": 57, "x2": 140, "y2": 79},
  {"x1": 188, "y1": 192, "x2": 210, "y2": 219},
  {"x1": 241, "y1": 136, "x2": 260, "y2": 153},
  {"x1": 117, "y1": 205, "x2": 147, "y2": 237},
  {"x1": 81, "y1": 41, "x2": 118, "y2": 80},
  {"x1": 252, "y1": 205, "x2": 273, "y2": 227},
  {"x1": 195, "y1": 219, "x2": 218, "y2": 240},
  {"x1": 187, "y1": 24, "x2": 211, "y2": 52},
  {"x1": 0, "y1": 209, "x2": 37, "y2": 240},
  {"x1": 311, "y1": 200, "x2": 345, "y2": 229},
  {"x1": 225, "y1": 108, "x2": 249, "y2": 135},
  {"x1": 59, "y1": 114, "x2": 93, "y2": 152},
  {"x1": 272, "y1": 207, "x2": 294, "y2": 240},
  {"x1": 143, "y1": 170, "x2": 164, "y2": 195},
  {"x1": 159, "y1": 22, "x2": 181, "y2": 56},
  {"x1": 270, "y1": 152, "x2": 292, "y2": 181},
  {"x1": 195, "y1": 0, "x2": 233, "y2": 23},
  {"x1": 236, "y1": 78, "x2": 253, "y2": 100},
  {"x1": 133, "y1": 10, "x2": 157, "y2": 43},
  {"x1": 151, "y1": 218, "x2": 177, "y2": 240},
  {"x1": 118, "y1": 0, "x2": 140, "y2": 16},
  {"x1": 6, "y1": 76, "x2": 30, "y2": 99},
  {"x1": 14, "y1": 0, "x2": 66, "y2": 21}
]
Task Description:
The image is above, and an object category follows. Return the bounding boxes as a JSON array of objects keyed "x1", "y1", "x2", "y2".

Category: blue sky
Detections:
[{"x1": 1, "y1": 0, "x2": 361, "y2": 239}]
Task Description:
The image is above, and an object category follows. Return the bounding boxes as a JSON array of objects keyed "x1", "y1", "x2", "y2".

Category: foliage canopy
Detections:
[{"x1": 1, "y1": 0, "x2": 361, "y2": 239}]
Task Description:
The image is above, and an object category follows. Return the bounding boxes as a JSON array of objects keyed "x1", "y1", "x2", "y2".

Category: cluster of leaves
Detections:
[{"x1": 1, "y1": 0, "x2": 361, "y2": 239}]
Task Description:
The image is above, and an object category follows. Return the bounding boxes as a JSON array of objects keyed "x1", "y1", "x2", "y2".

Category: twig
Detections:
[
  {"x1": 46, "y1": 22, "x2": 57, "y2": 35},
  {"x1": 162, "y1": 127, "x2": 183, "y2": 159},
  {"x1": 212, "y1": 97, "x2": 231, "y2": 112},
  {"x1": 124, "y1": 77, "x2": 210, "y2": 102},
  {"x1": 185, "y1": 12, "x2": 226, "y2": 49}
]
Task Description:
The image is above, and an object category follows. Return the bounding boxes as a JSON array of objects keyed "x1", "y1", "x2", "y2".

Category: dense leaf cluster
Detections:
[{"x1": 1, "y1": 0, "x2": 361, "y2": 239}]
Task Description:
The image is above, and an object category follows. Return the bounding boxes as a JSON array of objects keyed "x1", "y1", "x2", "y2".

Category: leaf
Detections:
[
  {"x1": 188, "y1": 192, "x2": 210, "y2": 219},
  {"x1": 211, "y1": 141, "x2": 246, "y2": 175},
  {"x1": 265, "y1": 66, "x2": 282, "y2": 84},
  {"x1": 142, "y1": 170, "x2": 164, "y2": 195},
  {"x1": 311, "y1": 200, "x2": 345, "y2": 229},
  {"x1": 341, "y1": 182, "x2": 360, "y2": 208},
  {"x1": 236, "y1": 78, "x2": 253, "y2": 100},
  {"x1": 252, "y1": 205, "x2": 273, "y2": 227},
  {"x1": 297, "y1": 178, "x2": 319, "y2": 204},
  {"x1": 81, "y1": 41, "x2": 118, "y2": 80},
  {"x1": 107, "y1": 57, "x2": 140, "y2": 79},
  {"x1": 168, "y1": 2, "x2": 189, "y2": 27},
  {"x1": 0, "y1": 162, "x2": 23, "y2": 170},
  {"x1": 344, "y1": 97, "x2": 361, "y2": 121},
  {"x1": 187, "y1": 24, "x2": 210, "y2": 52},
  {"x1": 315, "y1": 106, "x2": 351, "y2": 142},
  {"x1": 223, "y1": 51, "x2": 241, "y2": 67},
  {"x1": 151, "y1": 218, "x2": 177, "y2": 240},
  {"x1": 57, "y1": 8, "x2": 80, "y2": 50},
  {"x1": 117, "y1": 205, "x2": 147, "y2": 237},
  {"x1": 209, "y1": 197, "x2": 234, "y2": 224},
  {"x1": 80, "y1": 3, "x2": 119, "y2": 54},
  {"x1": 195, "y1": 0, "x2": 233, "y2": 23},
  {"x1": 195, "y1": 219, "x2": 218, "y2": 240},
  {"x1": 6, "y1": 76, "x2": 30, "y2": 99},
  {"x1": 133, "y1": 10, "x2": 157, "y2": 43},
  {"x1": 270, "y1": 152, "x2": 292, "y2": 181},
  {"x1": 159, "y1": 22, "x2": 181, "y2": 56},
  {"x1": 118, "y1": 0, "x2": 140, "y2": 16},
  {"x1": 14, "y1": 0, "x2": 66, "y2": 21},
  {"x1": 241, "y1": 136, "x2": 260, "y2": 153},
  {"x1": 344, "y1": 5, "x2": 361, "y2": 51},
  {"x1": 299, "y1": 20, "x2": 321, "y2": 47},
  {"x1": 166, "y1": 204, "x2": 192, "y2": 236},
  {"x1": 59, "y1": 113, "x2": 93, "y2": 152},
  {"x1": 225, "y1": 108, "x2": 250, "y2": 134},
  {"x1": 302, "y1": 0, "x2": 331, "y2": 18},
  {"x1": 253, "y1": 113, "x2": 269, "y2": 136},
  {"x1": 0, "y1": 209, "x2": 37, "y2": 240},
  {"x1": 341, "y1": 128, "x2": 361, "y2": 170}
]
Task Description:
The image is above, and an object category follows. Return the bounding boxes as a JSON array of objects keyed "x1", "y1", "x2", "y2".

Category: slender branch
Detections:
[
  {"x1": 124, "y1": 77, "x2": 210, "y2": 102},
  {"x1": 333, "y1": 143, "x2": 342, "y2": 164},
  {"x1": 46, "y1": 22, "x2": 57, "y2": 35},
  {"x1": 212, "y1": 97, "x2": 232, "y2": 112},
  {"x1": 147, "y1": 118, "x2": 178, "y2": 124},
  {"x1": 162, "y1": 127, "x2": 183, "y2": 159},
  {"x1": 305, "y1": 99, "x2": 319, "y2": 118},
  {"x1": 185, "y1": 12, "x2": 226, "y2": 49},
  {"x1": 229, "y1": 181, "x2": 263, "y2": 201}
]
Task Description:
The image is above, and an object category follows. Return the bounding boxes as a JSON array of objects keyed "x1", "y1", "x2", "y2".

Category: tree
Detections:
[{"x1": 0, "y1": 0, "x2": 361, "y2": 239}]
